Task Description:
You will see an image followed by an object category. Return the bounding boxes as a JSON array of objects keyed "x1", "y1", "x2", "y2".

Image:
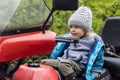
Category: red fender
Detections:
[
  {"x1": 0, "y1": 30, "x2": 56, "y2": 62},
  {"x1": 13, "y1": 64, "x2": 58, "y2": 80}
]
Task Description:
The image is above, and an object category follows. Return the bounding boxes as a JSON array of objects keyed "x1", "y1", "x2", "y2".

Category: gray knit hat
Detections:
[{"x1": 68, "y1": 6, "x2": 92, "y2": 31}]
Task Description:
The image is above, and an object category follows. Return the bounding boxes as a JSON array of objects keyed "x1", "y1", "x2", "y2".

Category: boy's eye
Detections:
[
  {"x1": 70, "y1": 25, "x2": 79, "y2": 28},
  {"x1": 70, "y1": 25, "x2": 73, "y2": 28},
  {"x1": 75, "y1": 26, "x2": 79, "y2": 28}
]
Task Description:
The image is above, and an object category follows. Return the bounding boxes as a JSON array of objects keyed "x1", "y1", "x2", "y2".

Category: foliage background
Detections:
[{"x1": 46, "y1": 0, "x2": 120, "y2": 34}]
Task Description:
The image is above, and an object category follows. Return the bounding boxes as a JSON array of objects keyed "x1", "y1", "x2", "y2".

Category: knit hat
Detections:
[{"x1": 68, "y1": 6, "x2": 92, "y2": 31}]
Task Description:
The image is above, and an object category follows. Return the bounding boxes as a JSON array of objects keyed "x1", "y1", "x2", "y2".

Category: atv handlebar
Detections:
[{"x1": 56, "y1": 36, "x2": 79, "y2": 43}]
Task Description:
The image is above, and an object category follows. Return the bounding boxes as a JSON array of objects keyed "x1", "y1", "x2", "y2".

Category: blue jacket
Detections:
[{"x1": 50, "y1": 34, "x2": 104, "y2": 80}]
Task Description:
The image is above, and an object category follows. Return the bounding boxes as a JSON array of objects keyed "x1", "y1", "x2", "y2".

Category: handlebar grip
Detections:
[{"x1": 56, "y1": 36, "x2": 79, "y2": 43}]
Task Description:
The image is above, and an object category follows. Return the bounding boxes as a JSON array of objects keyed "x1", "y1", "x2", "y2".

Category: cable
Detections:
[{"x1": 42, "y1": 0, "x2": 54, "y2": 32}]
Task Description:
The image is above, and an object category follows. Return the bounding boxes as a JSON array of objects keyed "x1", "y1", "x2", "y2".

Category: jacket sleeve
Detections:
[
  {"x1": 91, "y1": 46, "x2": 104, "y2": 73},
  {"x1": 50, "y1": 42, "x2": 67, "y2": 59},
  {"x1": 50, "y1": 34, "x2": 70, "y2": 59}
]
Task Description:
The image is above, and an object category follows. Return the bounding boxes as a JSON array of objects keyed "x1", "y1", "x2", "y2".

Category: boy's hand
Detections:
[{"x1": 92, "y1": 72, "x2": 100, "y2": 78}]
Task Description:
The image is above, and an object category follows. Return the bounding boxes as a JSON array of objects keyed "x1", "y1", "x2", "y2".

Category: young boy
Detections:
[{"x1": 41, "y1": 6, "x2": 104, "y2": 80}]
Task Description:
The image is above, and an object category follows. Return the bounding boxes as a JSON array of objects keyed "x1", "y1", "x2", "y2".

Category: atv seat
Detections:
[
  {"x1": 100, "y1": 17, "x2": 120, "y2": 56},
  {"x1": 56, "y1": 68, "x2": 110, "y2": 80},
  {"x1": 99, "y1": 17, "x2": 120, "y2": 75}
]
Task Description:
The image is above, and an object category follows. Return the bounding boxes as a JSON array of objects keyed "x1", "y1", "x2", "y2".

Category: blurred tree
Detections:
[{"x1": 46, "y1": 0, "x2": 120, "y2": 34}]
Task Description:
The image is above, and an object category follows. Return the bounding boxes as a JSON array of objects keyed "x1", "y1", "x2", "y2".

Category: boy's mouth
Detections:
[
  {"x1": 71, "y1": 32, "x2": 77, "y2": 35},
  {"x1": 71, "y1": 33, "x2": 78, "y2": 37}
]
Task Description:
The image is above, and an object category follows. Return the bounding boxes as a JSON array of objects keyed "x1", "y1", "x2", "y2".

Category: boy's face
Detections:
[{"x1": 70, "y1": 25, "x2": 85, "y2": 38}]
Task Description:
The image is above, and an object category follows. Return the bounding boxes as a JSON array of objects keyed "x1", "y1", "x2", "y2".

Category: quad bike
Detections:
[{"x1": 0, "y1": 0, "x2": 120, "y2": 80}]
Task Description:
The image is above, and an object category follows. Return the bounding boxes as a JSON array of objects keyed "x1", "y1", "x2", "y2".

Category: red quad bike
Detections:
[{"x1": 0, "y1": 0, "x2": 119, "y2": 80}]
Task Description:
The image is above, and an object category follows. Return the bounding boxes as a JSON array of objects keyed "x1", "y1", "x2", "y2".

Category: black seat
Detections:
[
  {"x1": 100, "y1": 17, "x2": 120, "y2": 48},
  {"x1": 99, "y1": 17, "x2": 120, "y2": 79},
  {"x1": 104, "y1": 57, "x2": 120, "y2": 73},
  {"x1": 56, "y1": 68, "x2": 110, "y2": 80},
  {"x1": 100, "y1": 17, "x2": 120, "y2": 56}
]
